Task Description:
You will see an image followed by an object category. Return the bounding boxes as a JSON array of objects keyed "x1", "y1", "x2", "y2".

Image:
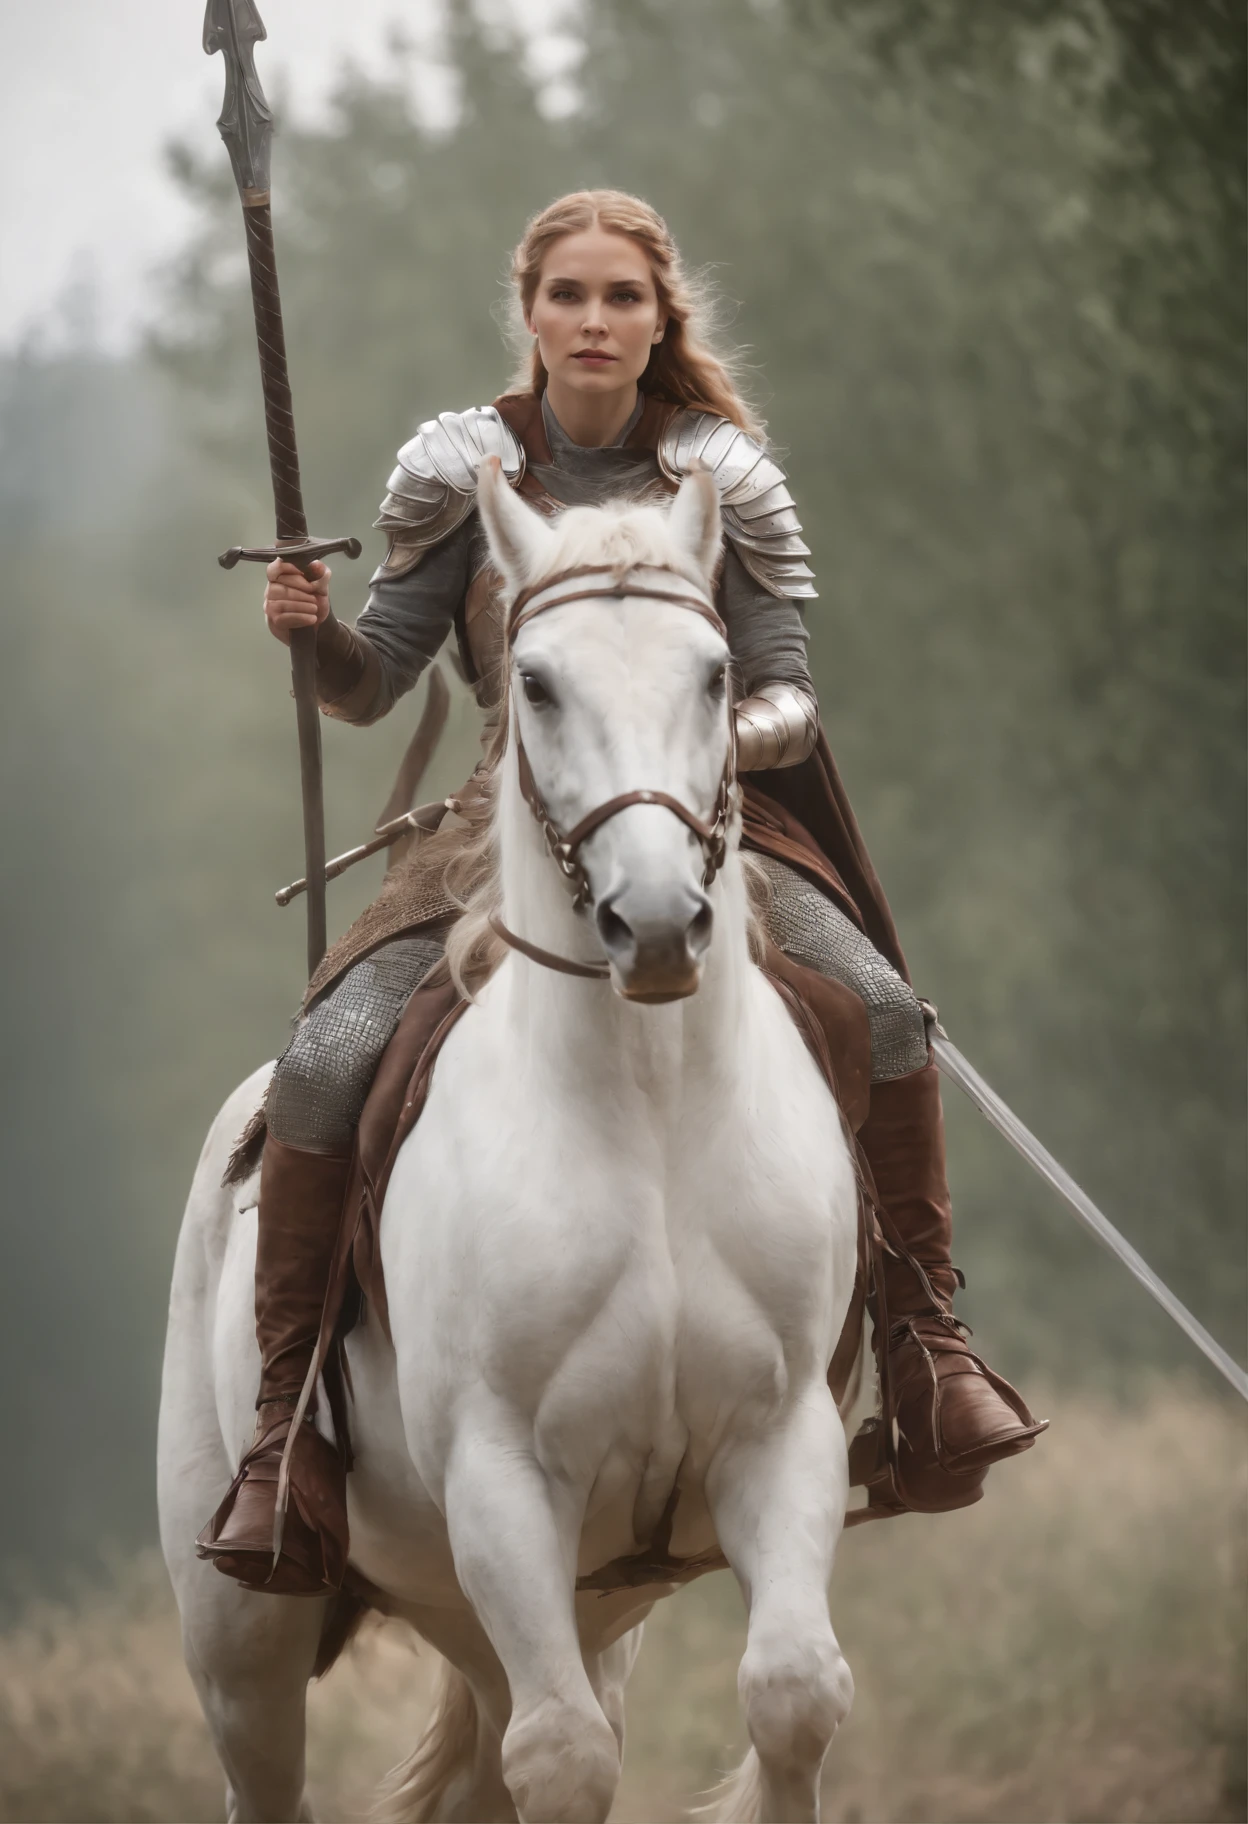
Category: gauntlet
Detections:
[{"x1": 735, "y1": 680, "x2": 819, "y2": 770}]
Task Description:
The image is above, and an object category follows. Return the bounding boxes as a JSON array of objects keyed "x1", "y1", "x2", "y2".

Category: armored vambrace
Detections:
[
  {"x1": 313, "y1": 612, "x2": 383, "y2": 723},
  {"x1": 734, "y1": 681, "x2": 820, "y2": 770}
]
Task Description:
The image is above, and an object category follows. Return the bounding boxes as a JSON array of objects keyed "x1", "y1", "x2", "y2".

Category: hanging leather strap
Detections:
[{"x1": 488, "y1": 912, "x2": 611, "y2": 980}]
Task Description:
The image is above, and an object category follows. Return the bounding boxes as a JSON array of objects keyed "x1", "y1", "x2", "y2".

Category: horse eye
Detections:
[
  {"x1": 522, "y1": 672, "x2": 552, "y2": 708},
  {"x1": 708, "y1": 665, "x2": 727, "y2": 697}
]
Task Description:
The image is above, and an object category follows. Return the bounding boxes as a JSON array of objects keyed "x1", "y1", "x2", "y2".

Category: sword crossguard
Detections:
[
  {"x1": 218, "y1": 535, "x2": 363, "y2": 573},
  {"x1": 917, "y1": 997, "x2": 948, "y2": 1041}
]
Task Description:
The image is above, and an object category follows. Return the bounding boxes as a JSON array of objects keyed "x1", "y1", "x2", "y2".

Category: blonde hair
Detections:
[{"x1": 508, "y1": 189, "x2": 764, "y2": 440}]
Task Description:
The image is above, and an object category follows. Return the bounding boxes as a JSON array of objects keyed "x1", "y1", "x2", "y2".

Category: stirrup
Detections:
[
  {"x1": 196, "y1": 1410, "x2": 348, "y2": 1597},
  {"x1": 886, "y1": 1317, "x2": 1047, "y2": 1512}
]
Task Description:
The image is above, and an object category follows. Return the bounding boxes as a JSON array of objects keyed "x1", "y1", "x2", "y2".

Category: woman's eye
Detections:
[
  {"x1": 522, "y1": 673, "x2": 552, "y2": 707},
  {"x1": 611, "y1": 291, "x2": 640, "y2": 305}
]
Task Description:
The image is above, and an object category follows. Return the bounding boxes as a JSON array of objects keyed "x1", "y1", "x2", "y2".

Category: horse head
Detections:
[{"x1": 476, "y1": 455, "x2": 735, "y2": 1004}]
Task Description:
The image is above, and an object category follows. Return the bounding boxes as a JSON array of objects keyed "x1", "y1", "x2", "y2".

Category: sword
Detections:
[
  {"x1": 204, "y1": 0, "x2": 361, "y2": 978},
  {"x1": 921, "y1": 1006, "x2": 1248, "y2": 1403}
]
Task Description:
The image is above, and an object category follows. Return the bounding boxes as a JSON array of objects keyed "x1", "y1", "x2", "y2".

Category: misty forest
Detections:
[{"x1": 0, "y1": 2, "x2": 1243, "y2": 1819}]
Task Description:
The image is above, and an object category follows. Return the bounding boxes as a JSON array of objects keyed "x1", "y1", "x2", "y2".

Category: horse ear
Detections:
[
  {"x1": 476, "y1": 455, "x2": 557, "y2": 592},
  {"x1": 667, "y1": 463, "x2": 722, "y2": 585}
]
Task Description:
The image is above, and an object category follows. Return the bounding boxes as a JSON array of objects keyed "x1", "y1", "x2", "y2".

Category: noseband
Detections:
[{"x1": 490, "y1": 563, "x2": 737, "y2": 981}]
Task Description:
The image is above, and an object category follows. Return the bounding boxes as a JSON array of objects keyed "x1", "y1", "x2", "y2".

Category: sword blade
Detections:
[{"x1": 931, "y1": 1031, "x2": 1248, "y2": 1404}]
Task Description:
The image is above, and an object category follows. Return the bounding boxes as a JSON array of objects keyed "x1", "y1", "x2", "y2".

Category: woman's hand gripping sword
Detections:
[{"x1": 204, "y1": 0, "x2": 361, "y2": 978}]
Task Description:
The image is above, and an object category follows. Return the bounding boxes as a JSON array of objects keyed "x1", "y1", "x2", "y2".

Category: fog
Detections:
[{"x1": 0, "y1": 2, "x2": 1243, "y2": 1816}]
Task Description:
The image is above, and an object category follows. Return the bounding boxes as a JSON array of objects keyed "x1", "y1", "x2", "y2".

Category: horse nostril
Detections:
[
  {"x1": 596, "y1": 901, "x2": 634, "y2": 955},
  {"x1": 687, "y1": 900, "x2": 714, "y2": 956}
]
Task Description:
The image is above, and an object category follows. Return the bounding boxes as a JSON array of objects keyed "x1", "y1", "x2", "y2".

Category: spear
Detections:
[{"x1": 204, "y1": 0, "x2": 361, "y2": 977}]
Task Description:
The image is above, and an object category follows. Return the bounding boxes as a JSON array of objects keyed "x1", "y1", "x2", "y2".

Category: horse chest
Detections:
[{"x1": 385, "y1": 1000, "x2": 853, "y2": 1499}]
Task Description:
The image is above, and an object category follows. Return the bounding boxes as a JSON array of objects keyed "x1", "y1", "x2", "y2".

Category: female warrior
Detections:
[{"x1": 199, "y1": 190, "x2": 1044, "y2": 1594}]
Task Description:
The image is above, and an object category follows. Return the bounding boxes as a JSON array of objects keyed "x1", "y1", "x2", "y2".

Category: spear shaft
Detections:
[
  {"x1": 244, "y1": 193, "x2": 328, "y2": 974},
  {"x1": 204, "y1": 0, "x2": 360, "y2": 978}
]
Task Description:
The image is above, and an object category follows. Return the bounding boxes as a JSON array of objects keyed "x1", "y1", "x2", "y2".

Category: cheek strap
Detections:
[{"x1": 513, "y1": 725, "x2": 733, "y2": 911}]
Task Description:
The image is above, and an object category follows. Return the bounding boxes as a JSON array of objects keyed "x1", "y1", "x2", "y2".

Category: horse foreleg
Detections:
[
  {"x1": 443, "y1": 1427, "x2": 621, "y2": 1824},
  {"x1": 705, "y1": 1384, "x2": 854, "y2": 1824}
]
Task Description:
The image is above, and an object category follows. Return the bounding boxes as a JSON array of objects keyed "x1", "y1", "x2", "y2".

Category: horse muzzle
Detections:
[{"x1": 595, "y1": 886, "x2": 714, "y2": 1003}]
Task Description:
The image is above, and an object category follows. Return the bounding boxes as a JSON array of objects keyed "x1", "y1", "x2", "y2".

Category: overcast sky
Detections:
[{"x1": 3, "y1": 0, "x2": 576, "y2": 353}]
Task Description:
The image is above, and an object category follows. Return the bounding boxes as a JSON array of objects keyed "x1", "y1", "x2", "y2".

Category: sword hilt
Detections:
[
  {"x1": 218, "y1": 535, "x2": 363, "y2": 572},
  {"x1": 918, "y1": 997, "x2": 947, "y2": 1042},
  {"x1": 240, "y1": 200, "x2": 307, "y2": 541}
]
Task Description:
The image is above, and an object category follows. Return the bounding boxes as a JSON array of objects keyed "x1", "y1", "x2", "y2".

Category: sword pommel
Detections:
[{"x1": 203, "y1": 0, "x2": 273, "y2": 204}]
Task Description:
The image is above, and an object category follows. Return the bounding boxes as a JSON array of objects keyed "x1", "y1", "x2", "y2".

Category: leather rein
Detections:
[{"x1": 490, "y1": 563, "x2": 736, "y2": 982}]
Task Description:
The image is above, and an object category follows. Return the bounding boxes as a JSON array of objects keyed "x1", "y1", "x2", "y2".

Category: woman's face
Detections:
[{"x1": 526, "y1": 227, "x2": 666, "y2": 396}]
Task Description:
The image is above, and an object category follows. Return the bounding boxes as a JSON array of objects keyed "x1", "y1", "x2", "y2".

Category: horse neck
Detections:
[{"x1": 495, "y1": 742, "x2": 754, "y2": 1085}]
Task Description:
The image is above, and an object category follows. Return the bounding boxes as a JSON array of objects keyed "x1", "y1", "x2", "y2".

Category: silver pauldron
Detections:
[
  {"x1": 373, "y1": 406, "x2": 526, "y2": 580},
  {"x1": 735, "y1": 681, "x2": 819, "y2": 770},
  {"x1": 658, "y1": 410, "x2": 816, "y2": 600}
]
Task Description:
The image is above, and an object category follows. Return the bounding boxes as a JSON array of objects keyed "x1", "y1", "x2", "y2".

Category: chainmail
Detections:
[
  {"x1": 756, "y1": 854, "x2": 928, "y2": 1082},
  {"x1": 267, "y1": 934, "x2": 448, "y2": 1151},
  {"x1": 269, "y1": 858, "x2": 924, "y2": 1148}
]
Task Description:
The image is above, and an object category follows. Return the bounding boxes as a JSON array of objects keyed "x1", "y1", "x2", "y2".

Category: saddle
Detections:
[
  {"x1": 317, "y1": 935, "x2": 909, "y2": 1551},
  {"x1": 346, "y1": 940, "x2": 873, "y2": 1346},
  {"x1": 221, "y1": 804, "x2": 940, "y2": 1550}
]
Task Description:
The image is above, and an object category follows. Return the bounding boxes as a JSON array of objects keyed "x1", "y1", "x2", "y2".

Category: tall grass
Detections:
[{"x1": 0, "y1": 1385, "x2": 1242, "y2": 1823}]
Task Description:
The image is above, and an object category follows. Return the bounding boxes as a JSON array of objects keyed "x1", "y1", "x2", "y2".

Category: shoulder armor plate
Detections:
[
  {"x1": 373, "y1": 406, "x2": 525, "y2": 579},
  {"x1": 657, "y1": 410, "x2": 816, "y2": 600}
]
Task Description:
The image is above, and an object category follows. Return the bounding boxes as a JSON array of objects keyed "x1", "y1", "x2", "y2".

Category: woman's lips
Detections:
[{"x1": 573, "y1": 350, "x2": 615, "y2": 364}]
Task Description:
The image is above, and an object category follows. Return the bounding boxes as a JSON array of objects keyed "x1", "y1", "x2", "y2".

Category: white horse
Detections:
[{"x1": 159, "y1": 462, "x2": 860, "y2": 1824}]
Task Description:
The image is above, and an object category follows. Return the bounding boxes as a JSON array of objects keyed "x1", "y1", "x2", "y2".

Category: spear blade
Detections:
[{"x1": 203, "y1": 0, "x2": 272, "y2": 204}]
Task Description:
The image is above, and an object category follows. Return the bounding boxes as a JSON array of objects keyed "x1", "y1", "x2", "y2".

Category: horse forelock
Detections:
[{"x1": 526, "y1": 497, "x2": 711, "y2": 596}]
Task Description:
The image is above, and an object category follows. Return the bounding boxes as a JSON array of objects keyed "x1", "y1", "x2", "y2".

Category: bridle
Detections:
[{"x1": 489, "y1": 562, "x2": 737, "y2": 981}]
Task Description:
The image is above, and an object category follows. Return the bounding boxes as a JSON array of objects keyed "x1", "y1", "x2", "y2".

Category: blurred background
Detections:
[{"x1": 1, "y1": 1, "x2": 1244, "y2": 1818}]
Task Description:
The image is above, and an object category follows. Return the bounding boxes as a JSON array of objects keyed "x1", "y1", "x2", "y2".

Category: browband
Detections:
[{"x1": 509, "y1": 563, "x2": 726, "y2": 640}]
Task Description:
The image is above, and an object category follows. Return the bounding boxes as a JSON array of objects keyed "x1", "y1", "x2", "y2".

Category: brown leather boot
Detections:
[
  {"x1": 860, "y1": 1063, "x2": 1047, "y2": 1514},
  {"x1": 196, "y1": 1137, "x2": 352, "y2": 1595}
]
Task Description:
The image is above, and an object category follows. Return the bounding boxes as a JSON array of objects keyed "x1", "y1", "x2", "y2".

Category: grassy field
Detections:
[{"x1": 0, "y1": 1384, "x2": 1243, "y2": 1823}]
